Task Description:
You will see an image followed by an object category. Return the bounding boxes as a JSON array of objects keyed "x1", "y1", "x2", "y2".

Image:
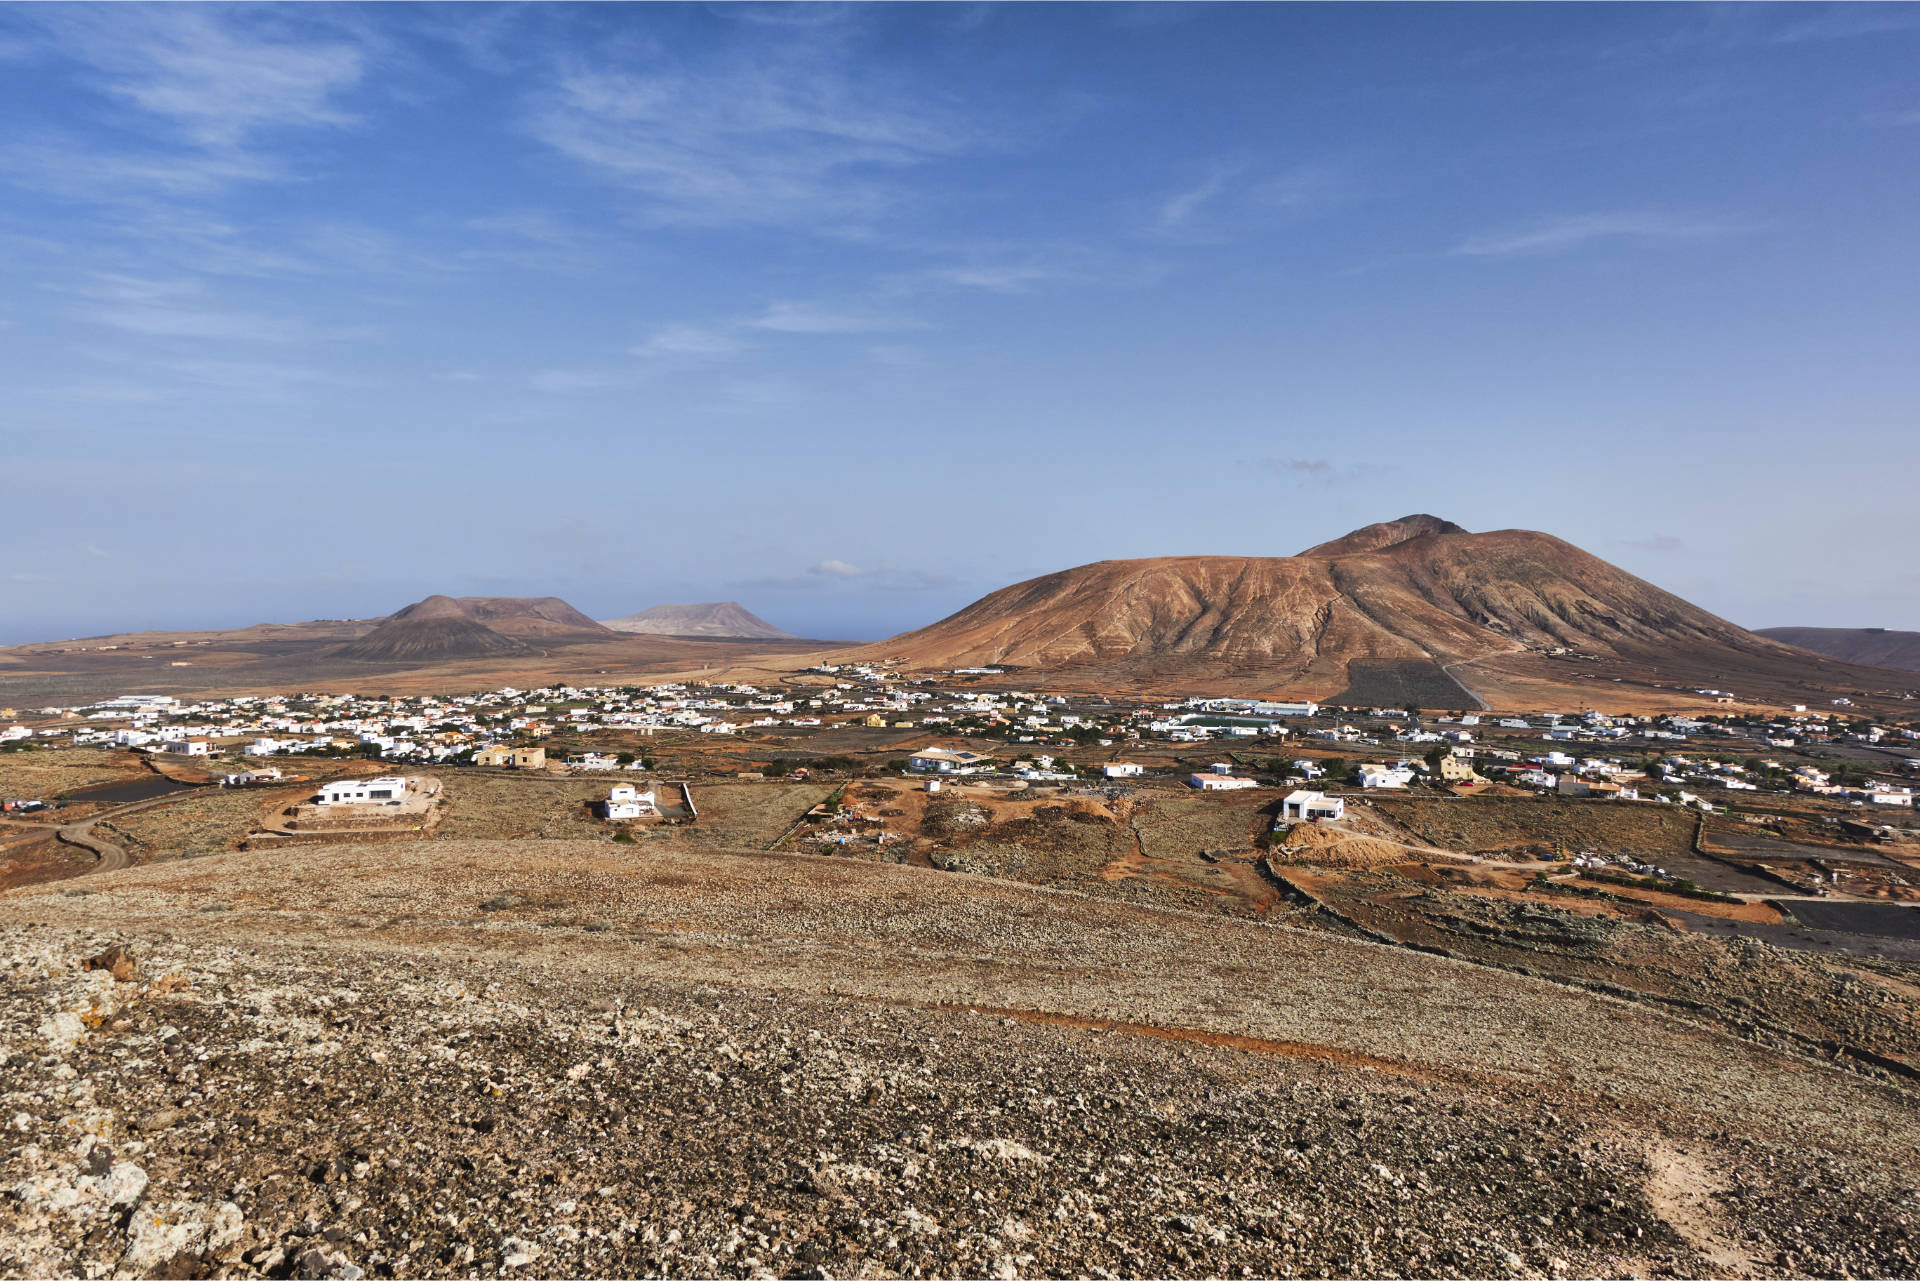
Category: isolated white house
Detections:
[
  {"x1": 1188, "y1": 773, "x2": 1258, "y2": 791},
  {"x1": 1102, "y1": 762, "x2": 1145, "y2": 779},
  {"x1": 908, "y1": 747, "x2": 995, "y2": 775},
  {"x1": 1280, "y1": 790, "x2": 1345, "y2": 823},
  {"x1": 604, "y1": 784, "x2": 658, "y2": 820},
  {"x1": 316, "y1": 777, "x2": 408, "y2": 806},
  {"x1": 1358, "y1": 763, "x2": 1414, "y2": 789}
]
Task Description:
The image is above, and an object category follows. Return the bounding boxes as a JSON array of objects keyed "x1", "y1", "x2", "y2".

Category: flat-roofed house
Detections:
[
  {"x1": 473, "y1": 745, "x2": 546, "y2": 769},
  {"x1": 1280, "y1": 790, "x2": 1345, "y2": 823},
  {"x1": 908, "y1": 748, "x2": 995, "y2": 775},
  {"x1": 603, "y1": 784, "x2": 658, "y2": 820},
  {"x1": 316, "y1": 777, "x2": 409, "y2": 807}
]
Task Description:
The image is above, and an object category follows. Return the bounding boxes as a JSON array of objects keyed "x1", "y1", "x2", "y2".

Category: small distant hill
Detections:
[
  {"x1": 1757, "y1": 627, "x2": 1920, "y2": 673},
  {"x1": 337, "y1": 595, "x2": 609, "y2": 662},
  {"x1": 600, "y1": 602, "x2": 796, "y2": 640},
  {"x1": 397, "y1": 596, "x2": 611, "y2": 639}
]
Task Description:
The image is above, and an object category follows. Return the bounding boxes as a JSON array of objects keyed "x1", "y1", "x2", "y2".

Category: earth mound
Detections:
[
  {"x1": 840, "y1": 516, "x2": 1841, "y2": 700},
  {"x1": 600, "y1": 601, "x2": 796, "y2": 640},
  {"x1": 1757, "y1": 626, "x2": 1920, "y2": 673},
  {"x1": 392, "y1": 595, "x2": 611, "y2": 639},
  {"x1": 334, "y1": 609, "x2": 530, "y2": 663}
]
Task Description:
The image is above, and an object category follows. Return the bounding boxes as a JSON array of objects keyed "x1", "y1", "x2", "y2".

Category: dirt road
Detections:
[{"x1": 51, "y1": 790, "x2": 205, "y2": 874}]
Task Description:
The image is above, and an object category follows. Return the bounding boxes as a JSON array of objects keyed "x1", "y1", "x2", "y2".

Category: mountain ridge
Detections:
[
  {"x1": 600, "y1": 601, "x2": 796, "y2": 640},
  {"x1": 336, "y1": 595, "x2": 608, "y2": 662},
  {"x1": 838, "y1": 518, "x2": 1907, "y2": 705},
  {"x1": 1756, "y1": 626, "x2": 1920, "y2": 673}
]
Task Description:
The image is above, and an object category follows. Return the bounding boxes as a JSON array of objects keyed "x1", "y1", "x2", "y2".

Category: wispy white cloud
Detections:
[
  {"x1": 69, "y1": 274, "x2": 309, "y2": 343},
  {"x1": 45, "y1": 6, "x2": 367, "y2": 149},
  {"x1": 1453, "y1": 212, "x2": 1744, "y2": 258},
  {"x1": 749, "y1": 300, "x2": 912, "y2": 334},
  {"x1": 1154, "y1": 163, "x2": 1241, "y2": 238},
  {"x1": 915, "y1": 263, "x2": 1056, "y2": 294},
  {"x1": 740, "y1": 559, "x2": 955, "y2": 591},
  {"x1": 1146, "y1": 158, "x2": 1350, "y2": 244},
  {"x1": 527, "y1": 46, "x2": 976, "y2": 229},
  {"x1": 1253, "y1": 456, "x2": 1394, "y2": 486},
  {"x1": 629, "y1": 324, "x2": 746, "y2": 361}
]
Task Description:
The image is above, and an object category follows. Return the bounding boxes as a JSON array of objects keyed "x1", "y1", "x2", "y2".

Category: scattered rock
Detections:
[{"x1": 84, "y1": 944, "x2": 138, "y2": 982}]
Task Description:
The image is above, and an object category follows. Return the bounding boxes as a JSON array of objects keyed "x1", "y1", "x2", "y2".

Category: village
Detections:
[{"x1": 2, "y1": 665, "x2": 1917, "y2": 915}]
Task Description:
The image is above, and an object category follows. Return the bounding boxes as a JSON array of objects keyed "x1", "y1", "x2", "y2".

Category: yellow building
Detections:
[{"x1": 474, "y1": 745, "x2": 547, "y2": 769}]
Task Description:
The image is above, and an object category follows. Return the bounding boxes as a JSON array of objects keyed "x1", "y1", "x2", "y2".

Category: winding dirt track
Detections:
[{"x1": 54, "y1": 791, "x2": 204, "y2": 873}]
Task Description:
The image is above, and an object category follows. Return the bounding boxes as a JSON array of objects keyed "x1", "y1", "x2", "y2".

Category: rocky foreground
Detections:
[{"x1": 4, "y1": 841, "x2": 1919, "y2": 1279}]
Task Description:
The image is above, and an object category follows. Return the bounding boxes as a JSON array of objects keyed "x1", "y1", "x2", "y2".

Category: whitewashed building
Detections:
[
  {"x1": 316, "y1": 777, "x2": 409, "y2": 806},
  {"x1": 1280, "y1": 790, "x2": 1345, "y2": 823}
]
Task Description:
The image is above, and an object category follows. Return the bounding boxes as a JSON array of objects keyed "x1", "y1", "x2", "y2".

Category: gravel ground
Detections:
[{"x1": 4, "y1": 841, "x2": 1919, "y2": 1279}]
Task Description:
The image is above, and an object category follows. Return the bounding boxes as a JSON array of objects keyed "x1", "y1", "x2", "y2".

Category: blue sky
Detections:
[{"x1": 3, "y1": 2, "x2": 1917, "y2": 643}]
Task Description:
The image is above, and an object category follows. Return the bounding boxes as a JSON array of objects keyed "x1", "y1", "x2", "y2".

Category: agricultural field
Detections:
[
  {"x1": 680, "y1": 782, "x2": 835, "y2": 849},
  {"x1": 435, "y1": 772, "x2": 631, "y2": 841},
  {"x1": 1331, "y1": 659, "x2": 1478, "y2": 710},
  {"x1": 93, "y1": 787, "x2": 285, "y2": 863},
  {"x1": 1130, "y1": 792, "x2": 1277, "y2": 861},
  {"x1": 1369, "y1": 794, "x2": 1699, "y2": 860}
]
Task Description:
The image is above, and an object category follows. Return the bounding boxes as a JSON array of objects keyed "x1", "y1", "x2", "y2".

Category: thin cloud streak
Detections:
[{"x1": 1453, "y1": 212, "x2": 1745, "y2": 257}]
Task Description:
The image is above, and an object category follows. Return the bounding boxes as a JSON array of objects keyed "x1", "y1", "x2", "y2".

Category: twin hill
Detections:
[
  {"x1": 336, "y1": 595, "x2": 610, "y2": 663},
  {"x1": 844, "y1": 516, "x2": 1920, "y2": 707}
]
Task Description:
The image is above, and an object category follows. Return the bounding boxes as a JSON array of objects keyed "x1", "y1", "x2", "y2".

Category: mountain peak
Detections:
[
  {"x1": 601, "y1": 601, "x2": 796, "y2": 640},
  {"x1": 1299, "y1": 514, "x2": 1467, "y2": 558}
]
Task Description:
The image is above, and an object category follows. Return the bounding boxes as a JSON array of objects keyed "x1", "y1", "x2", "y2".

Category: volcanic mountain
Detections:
[
  {"x1": 600, "y1": 601, "x2": 796, "y2": 640},
  {"x1": 844, "y1": 517, "x2": 1918, "y2": 708},
  {"x1": 335, "y1": 595, "x2": 607, "y2": 663},
  {"x1": 1756, "y1": 627, "x2": 1920, "y2": 673}
]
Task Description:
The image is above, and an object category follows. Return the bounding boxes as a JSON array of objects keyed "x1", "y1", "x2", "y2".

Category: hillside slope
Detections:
[
  {"x1": 1757, "y1": 627, "x2": 1920, "y2": 673},
  {"x1": 844, "y1": 516, "x2": 1913, "y2": 706},
  {"x1": 601, "y1": 601, "x2": 795, "y2": 639},
  {"x1": 395, "y1": 595, "x2": 611, "y2": 639},
  {"x1": 3, "y1": 841, "x2": 1916, "y2": 1278},
  {"x1": 334, "y1": 596, "x2": 531, "y2": 663}
]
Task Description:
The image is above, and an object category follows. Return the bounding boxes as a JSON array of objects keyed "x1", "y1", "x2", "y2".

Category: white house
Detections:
[
  {"x1": 1357, "y1": 763, "x2": 1414, "y2": 789},
  {"x1": 316, "y1": 777, "x2": 409, "y2": 806},
  {"x1": 1188, "y1": 773, "x2": 1258, "y2": 790},
  {"x1": 1280, "y1": 790, "x2": 1345, "y2": 823},
  {"x1": 604, "y1": 784, "x2": 658, "y2": 820},
  {"x1": 1102, "y1": 762, "x2": 1145, "y2": 778},
  {"x1": 163, "y1": 738, "x2": 212, "y2": 757},
  {"x1": 908, "y1": 747, "x2": 995, "y2": 775}
]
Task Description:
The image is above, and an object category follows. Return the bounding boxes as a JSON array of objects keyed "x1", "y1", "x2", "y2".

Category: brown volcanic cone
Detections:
[
  {"x1": 843, "y1": 517, "x2": 1902, "y2": 705},
  {"x1": 336, "y1": 614, "x2": 529, "y2": 664},
  {"x1": 393, "y1": 595, "x2": 611, "y2": 639}
]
